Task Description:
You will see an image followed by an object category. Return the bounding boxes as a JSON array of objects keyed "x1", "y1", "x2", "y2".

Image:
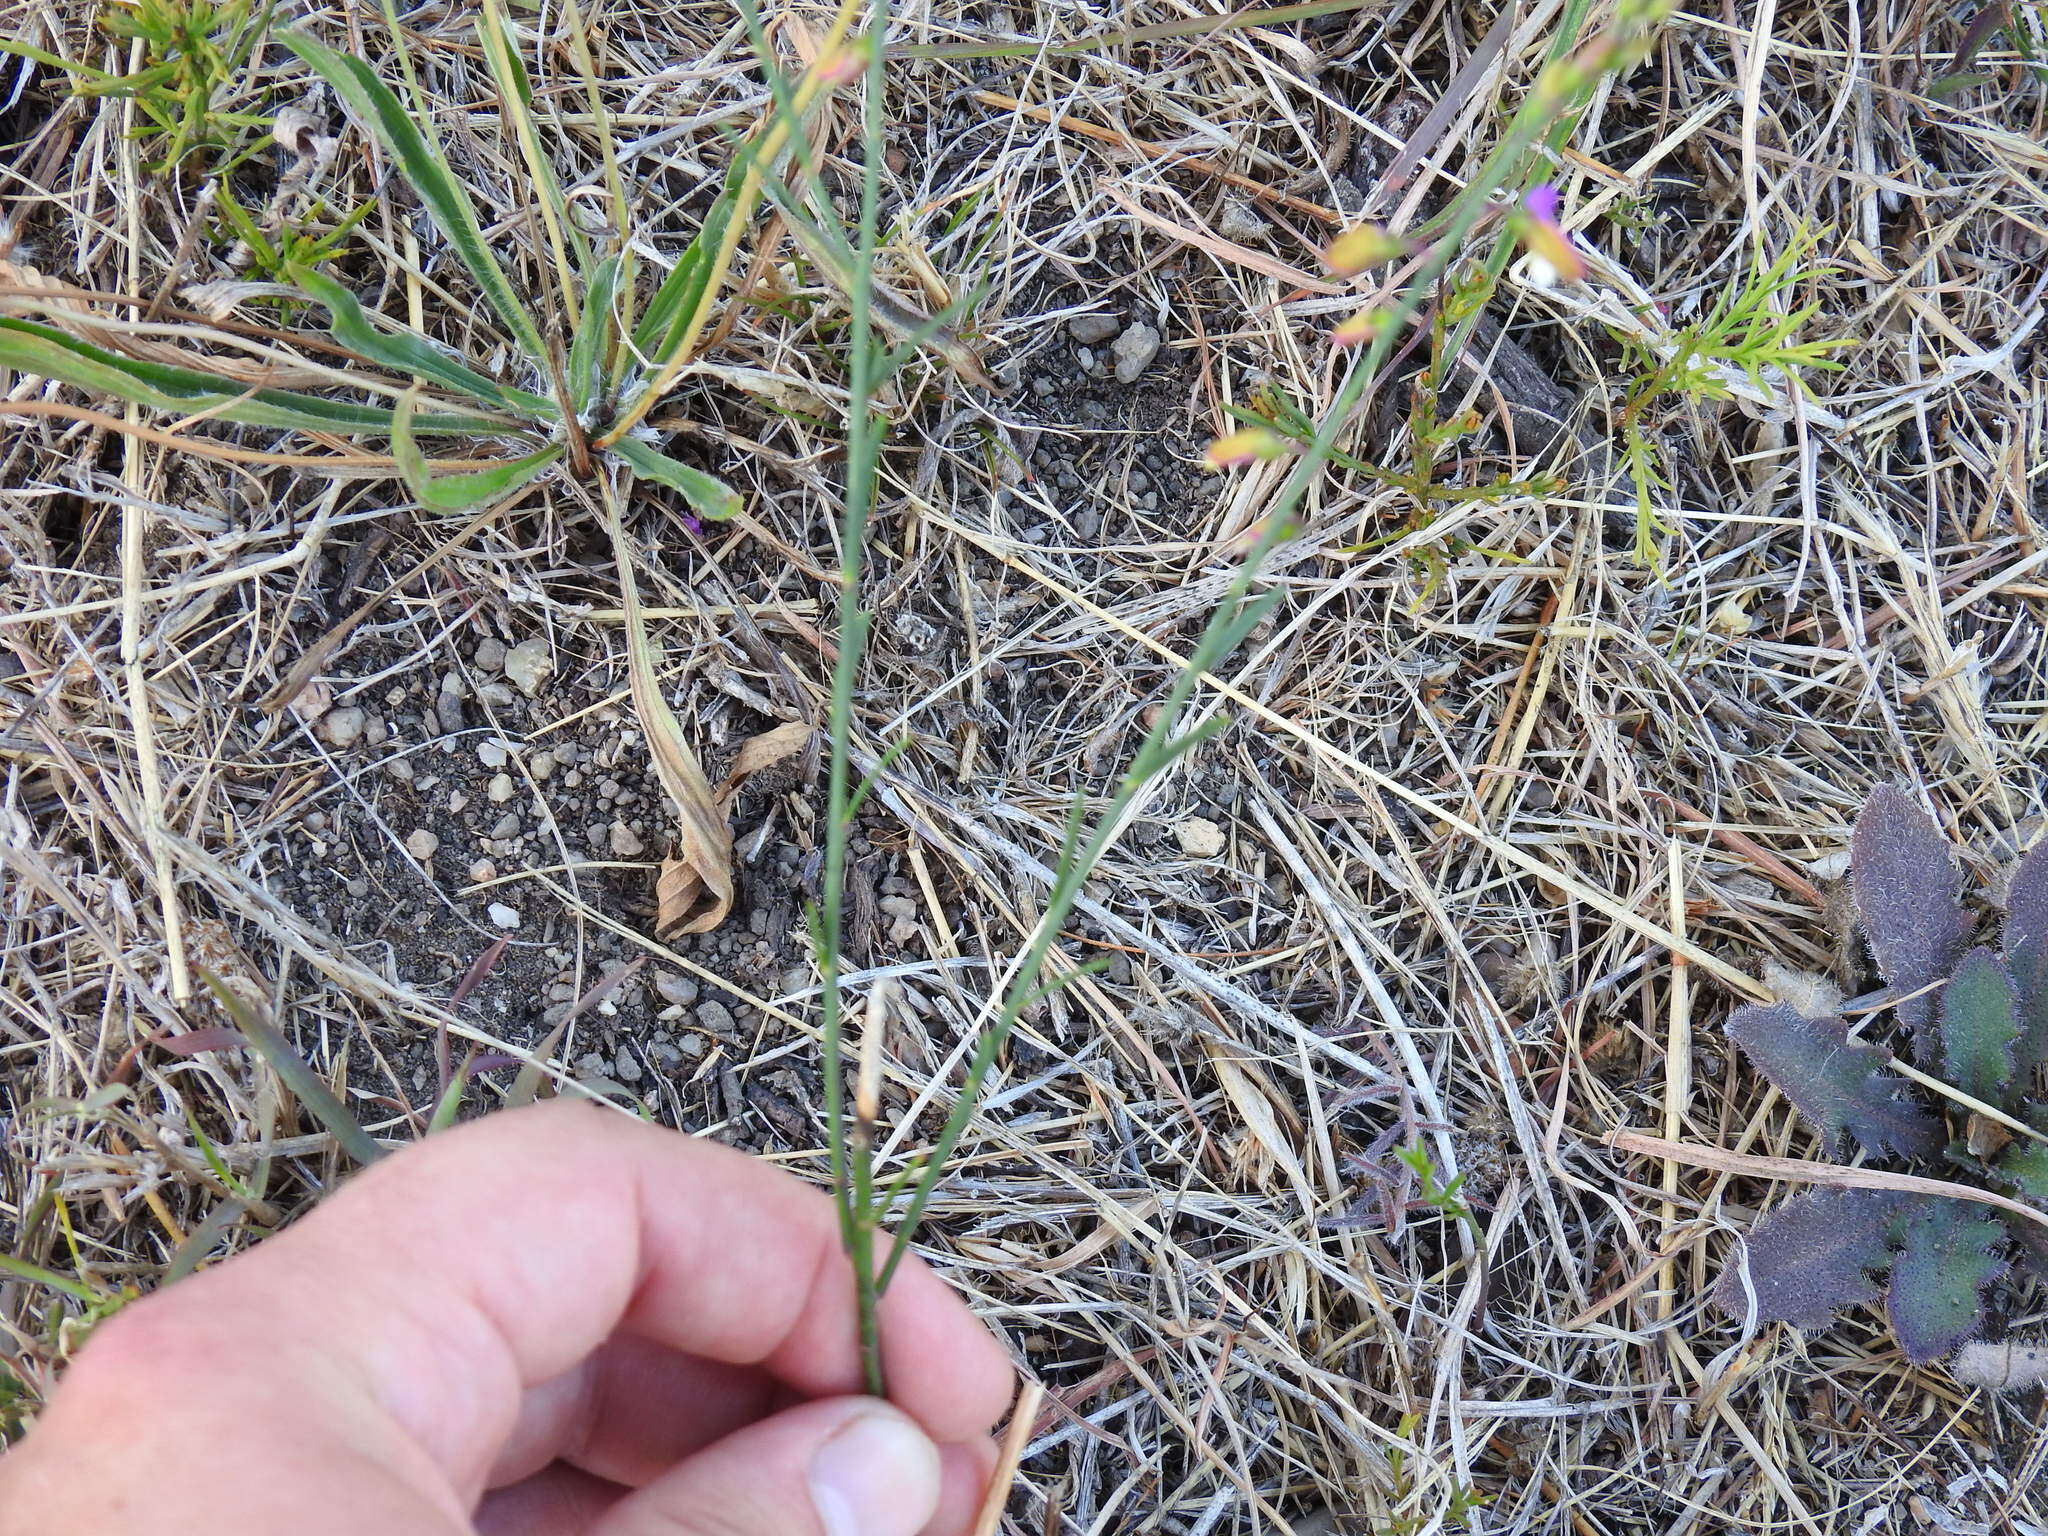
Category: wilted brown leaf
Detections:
[
  {"x1": 607, "y1": 496, "x2": 733, "y2": 935},
  {"x1": 716, "y1": 720, "x2": 812, "y2": 807}
]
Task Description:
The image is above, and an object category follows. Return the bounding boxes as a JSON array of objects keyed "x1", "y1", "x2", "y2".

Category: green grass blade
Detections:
[
  {"x1": 199, "y1": 972, "x2": 387, "y2": 1166},
  {"x1": 281, "y1": 30, "x2": 551, "y2": 366},
  {"x1": 427, "y1": 1052, "x2": 474, "y2": 1132},
  {"x1": 476, "y1": 0, "x2": 588, "y2": 311},
  {"x1": 393, "y1": 389, "x2": 562, "y2": 512},
  {"x1": 630, "y1": 188, "x2": 739, "y2": 366},
  {"x1": 569, "y1": 254, "x2": 623, "y2": 412},
  {"x1": 289, "y1": 263, "x2": 552, "y2": 414},
  {"x1": 607, "y1": 436, "x2": 742, "y2": 520},
  {"x1": 0, "y1": 1252, "x2": 99, "y2": 1304},
  {"x1": 0, "y1": 317, "x2": 509, "y2": 437}
]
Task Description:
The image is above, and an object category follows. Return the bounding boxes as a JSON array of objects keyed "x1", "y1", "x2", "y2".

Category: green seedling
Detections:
[
  {"x1": 1715, "y1": 784, "x2": 2048, "y2": 1362},
  {"x1": 2, "y1": 0, "x2": 277, "y2": 174},
  {"x1": 1611, "y1": 238, "x2": 1841, "y2": 560},
  {"x1": 212, "y1": 181, "x2": 373, "y2": 283},
  {"x1": 0, "y1": 12, "x2": 816, "y2": 524}
]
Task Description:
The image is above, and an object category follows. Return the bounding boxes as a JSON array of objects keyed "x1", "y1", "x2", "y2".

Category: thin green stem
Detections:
[{"x1": 869, "y1": 0, "x2": 1664, "y2": 1292}]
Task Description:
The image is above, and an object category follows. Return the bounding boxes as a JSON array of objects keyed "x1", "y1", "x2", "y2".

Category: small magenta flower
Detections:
[{"x1": 1514, "y1": 184, "x2": 1585, "y2": 287}]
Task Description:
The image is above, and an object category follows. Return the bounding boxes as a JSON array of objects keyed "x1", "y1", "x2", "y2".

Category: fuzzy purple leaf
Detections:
[
  {"x1": 2006, "y1": 841, "x2": 2048, "y2": 1073},
  {"x1": 1714, "y1": 1187, "x2": 1905, "y2": 1330},
  {"x1": 1727, "y1": 1001, "x2": 1939, "y2": 1158},
  {"x1": 1939, "y1": 947, "x2": 2020, "y2": 1106},
  {"x1": 1886, "y1": 1199, "x2": 2005, "y2": 1362},
  {"x1": 1852, "y1": 784, "x2": 1970, "y2": 1052}
]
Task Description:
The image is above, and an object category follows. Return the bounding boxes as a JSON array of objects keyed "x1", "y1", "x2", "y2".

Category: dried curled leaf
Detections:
[
  {"x1": 1939, "y1": 947, "x2": 2021, "y2": 1107},
  {"x1": 1852, "y1": 783, "x2": 1970, "y2": 1051},
  {"x1": 1726, "y1": 1001, "x2": 1938, "y2": 1158},
  {"x1": 607, "y1": 502, "x2": 731, "y2": 935},
  {"x1": 1886, "y1": 1200, "x2": 2005, "y2": 1362},
  {"x1": 1714, "y1": 1186, "x2": 1905, "y2": 1329},
  {"x1": 716, "y1": 720, "x2": 812, "y2": 808}
]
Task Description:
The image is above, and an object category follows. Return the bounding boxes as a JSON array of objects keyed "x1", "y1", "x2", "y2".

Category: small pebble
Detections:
[
  {"x1": 478, "y1": 739, "x2": 510, "y2": 769},
  {"x1": 1112, "y1": 322, "x2": 1162, "y2": 384},
  {"x1": 1067, "y1": 312, "x2": 1121, "y2": 344},
  {"x1": 474, "y1": 637, "x2": 508, "y2": 672},
  {"x1": 614, "y1": 1048, "x2": 643, "y2": 1085},
  {"x1": 528, "y1": 751, "x2": 555, "y2": 782},
  {"x1": 656, "y1": 972, "x2": 700, "y2": 1007},
  {"x1": 468, "y1": 859, "x2": 497, "y2": 883},
  {"x1": 405, "y1": 829, "x2": 440, "y2": 860},
  {"x1": 610, "y1": 821, "x2": 645, "y2": 858},
  {"x1": 490, "y1": 813, "x2": 521, "y2": 839},
  {"x1": 319, "y1": 707, "x2": 367, "y2": 748},
  {"x1": 695, "y1": 1000, "x2": 736, "y2": 1036},
  {"x1": 488, "y1": 903, "x2": 522, "y2": 929},
  {"x1": 487, "y1": 773, "x2": 517, "y2": 804},
  {"x1": 503, "y1": 638, "x2": 554, "y2": 697},
  {"x1": 1174, "y1": 817, "x2": 1225, "y2": 858}
]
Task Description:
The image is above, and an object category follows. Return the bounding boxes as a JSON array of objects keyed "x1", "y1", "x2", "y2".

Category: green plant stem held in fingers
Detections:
[{"x1": 805, "y1": 0, "x2": 1676, "y2": 1401}]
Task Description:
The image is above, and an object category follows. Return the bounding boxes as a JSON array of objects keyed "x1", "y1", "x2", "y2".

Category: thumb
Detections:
[{"x1": 590, "y1": 1397, "x2": 944, "y2": 1536}]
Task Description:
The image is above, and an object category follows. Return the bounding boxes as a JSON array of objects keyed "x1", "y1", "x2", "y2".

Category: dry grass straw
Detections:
[{"x1": 3, "y1": 0, "x2": 2048, "y2": 1529}]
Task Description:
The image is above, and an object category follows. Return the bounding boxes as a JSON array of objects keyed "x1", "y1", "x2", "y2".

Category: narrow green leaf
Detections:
[
  {"x1": 427, "y1": 1055, "x2": 472, "y2": 1133},
  {"x1": 608, "y1": 436, "x2": 743, "y2": 520},
  {"x1": 289, "y1": 263, "x2": 553, "y2": 414},
  {"x1": 1886, "y1": 1199, "x2": 2004, "y2": 1362},
  {"x1": 0, "y1": 318, "x2": 508, "y2": 436},
  {"x1": 281, "y1": 31, "x2": 551, "y2": 366},
  {"x1": 199, "y1": 971, "x2": 387, "y2": 1166},
  {"x1": 0, "y1": 1252, "x2": 99, "y2": 1304},
  {"x1": 163, "y1": 1200, "x2": 248, "y2": 1285},
  {"x1": 631, "y1": 187, "x2": 738, "y2": 365},
  {"x1": 1940, "y1": 947, "x2": 2021, "y2": 1106},
  {"x1": 569, "y1": 254, "x2": 622, "y2": 412},
  {"x1": 392, "y1": 390, "x2": 561, "y2": 513}
]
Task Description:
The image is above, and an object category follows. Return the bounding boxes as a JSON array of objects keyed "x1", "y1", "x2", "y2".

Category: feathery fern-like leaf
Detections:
[
  {"x1": 1713, "y1": 1187, "x2": 1904, "y2": 1329},
  {"x1": 1726, "y1": 1001, "x2": 1938, "y2": 1157},
  {"x1": 1886, "y1": 1199, "x2": 2004, "y2": 1362},
  {"x1": 1940, "y1": 947, "x2": 2021, "y2": 1107},
  {"x1": 1852, "y1": 784, "x2": 1969, "y2": 1051}
]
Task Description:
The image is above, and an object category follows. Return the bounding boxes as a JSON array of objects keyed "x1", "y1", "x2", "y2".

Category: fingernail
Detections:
[{"x1": 808, "y1": 1409, "x2": 942, "y2": 1536}]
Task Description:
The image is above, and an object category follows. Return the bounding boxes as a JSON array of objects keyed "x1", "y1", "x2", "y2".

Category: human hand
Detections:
[{"x1": 0, "y1": 1101, "x2": 1014, "y2": 1535}]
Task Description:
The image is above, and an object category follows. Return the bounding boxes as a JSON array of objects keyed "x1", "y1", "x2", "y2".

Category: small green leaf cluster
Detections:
[
  {"x1": 1716, "y1": 784, "x2": 2048, "y2": 1362},
  {"x1": 1614, "y1": 239, "x2": 1843, "y2": 560},
  {"x1": 0, "y1": 27, "x2": 745, "y2": 523},
  {"x1": 1, "y1": 0, "x2": 276, "y2": 175}
]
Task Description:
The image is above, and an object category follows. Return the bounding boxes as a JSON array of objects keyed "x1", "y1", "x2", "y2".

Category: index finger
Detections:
[{"x1": 58, "y1": 1101, "x2": 1014, "y2": 1499}]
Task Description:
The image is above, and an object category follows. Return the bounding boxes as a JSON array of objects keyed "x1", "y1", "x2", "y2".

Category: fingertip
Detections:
[{"x1": 927, "y1": 1437, "x2": 1001, "y2": 1536}]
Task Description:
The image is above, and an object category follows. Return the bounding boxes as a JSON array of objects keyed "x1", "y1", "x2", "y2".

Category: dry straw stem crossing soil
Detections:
[{"x1": 2, "y1": 0, "x2": 2047, "y2": 1530}]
